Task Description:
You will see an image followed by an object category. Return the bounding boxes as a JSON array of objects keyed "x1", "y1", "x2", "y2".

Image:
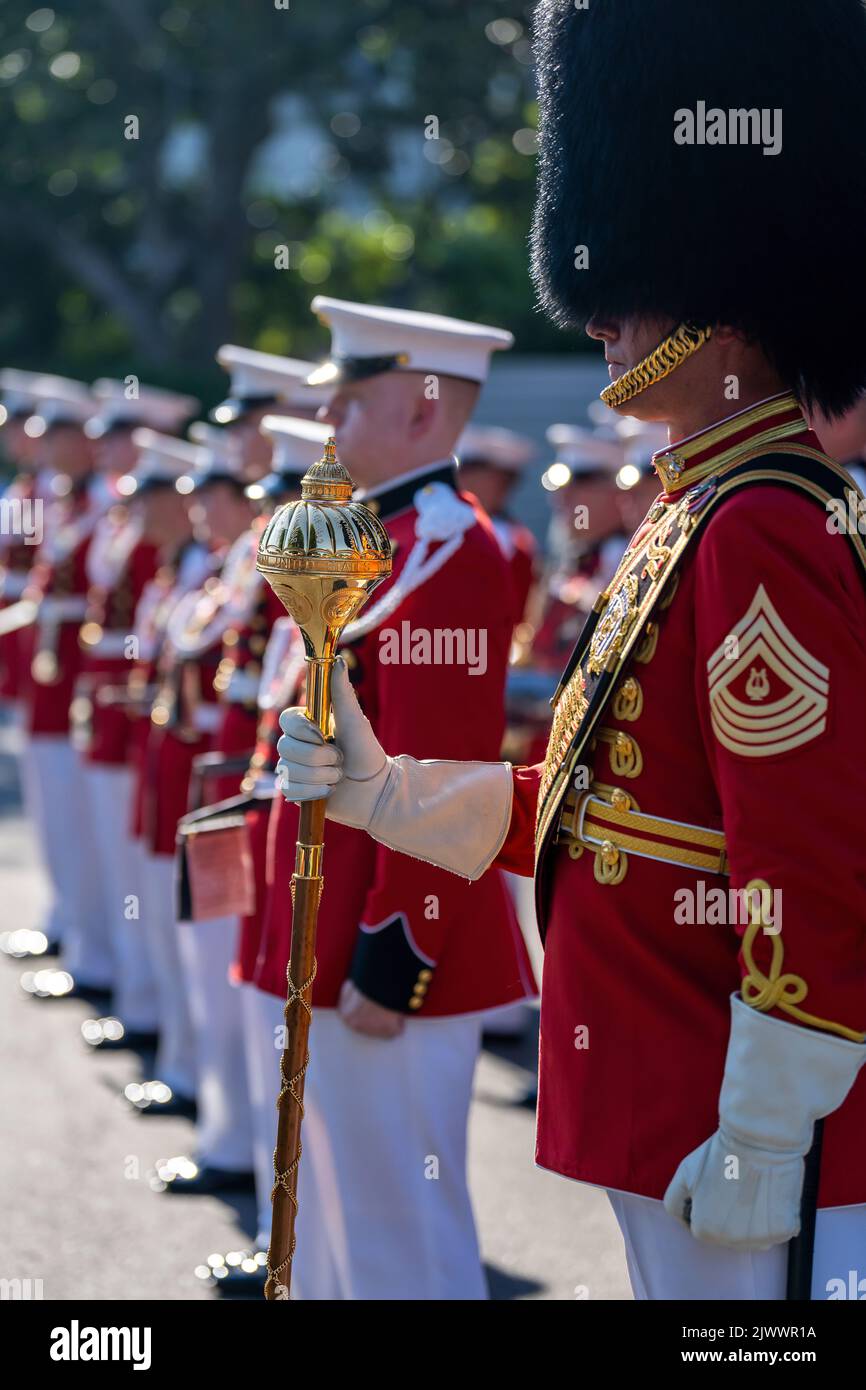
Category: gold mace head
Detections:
[{"x1": 255, "y1": 437, "x2": 392, "y2": 662}]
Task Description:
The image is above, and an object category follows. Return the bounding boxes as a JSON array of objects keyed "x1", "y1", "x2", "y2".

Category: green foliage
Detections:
[{"x1": 0, "y1": 0, "x2": 580, "y2": 393}]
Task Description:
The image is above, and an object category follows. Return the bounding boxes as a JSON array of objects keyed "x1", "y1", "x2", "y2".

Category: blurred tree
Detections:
[{"x1": 0, "y1": 0, "x2": 573, "y2": 390}]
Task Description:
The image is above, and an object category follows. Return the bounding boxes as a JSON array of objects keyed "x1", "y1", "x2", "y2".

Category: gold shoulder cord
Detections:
[
  {"x1": 600, "y1": 323, "x2": 712, "y2": 409},
  {"x1": 741, "y1": 879, "x2": 866, "y2": 1044}
]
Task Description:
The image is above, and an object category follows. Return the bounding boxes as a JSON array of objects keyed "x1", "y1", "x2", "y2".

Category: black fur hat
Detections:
[{"x1": 531, "y1": 0, "x2": 866, "y2": 416}]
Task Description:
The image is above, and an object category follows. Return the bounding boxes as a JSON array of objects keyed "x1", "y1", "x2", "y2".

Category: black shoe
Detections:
[
  {"x1": 81, "y1": 1018, "x2": 159, "y2": 1052},
  {"x1": 20, "y1": 968, "x2": 112, "y2": 1004},
  {"x1": 124, "y1": 1081, "x2": 197, "y2": 1119},
  {"x1": 158, "y1": 1160, "x2": 256, "y2": 1196},
  {"x1": 196, "y1": 1251, "x2": 268, "y2": 1296},
  {"x1": 0, "y1": 930, "x2": 60, "y2": 960}
]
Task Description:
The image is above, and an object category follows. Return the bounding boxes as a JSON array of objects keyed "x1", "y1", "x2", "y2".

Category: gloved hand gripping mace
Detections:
[{"x1": 256, "y1": 438, "x2": 391, "y2": 1300}]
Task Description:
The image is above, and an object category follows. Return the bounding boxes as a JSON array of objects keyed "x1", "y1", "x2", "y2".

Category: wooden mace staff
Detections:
[{"x1": 255, "y1": 438, "x2": 392, "y2": 1300}]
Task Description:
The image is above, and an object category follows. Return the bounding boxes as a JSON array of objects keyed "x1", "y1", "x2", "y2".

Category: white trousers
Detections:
[
  {"x1": 83, "y1": 765, "x2": 159, "y2": 1031},
  {"x1": 28, "y1": 736, "x2": 111, "y2": 983},
  {"x1": 140, "y1": 853, "x2": 196, "y2": 1099},
  {"x1": 609, "y1": 1190, "x2": 866, "y2": 1300},
  {"x1": 240, "y1": 983, "x2": 284, "y2": 1249},
  {"x1": 290, "y1": 1008, "x2": 486, "y2": 1301},
  {"x1": 176, "y1": 915, "x2": 252, "y2": 1171},
  {"x1": 8, "y1": 703, "x2": 38, "y2": 826}
]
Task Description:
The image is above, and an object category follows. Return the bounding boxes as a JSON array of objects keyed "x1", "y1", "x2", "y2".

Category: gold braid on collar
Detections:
[{"x1": 600, "y1": 323, "x2": 712, "y2": 409}]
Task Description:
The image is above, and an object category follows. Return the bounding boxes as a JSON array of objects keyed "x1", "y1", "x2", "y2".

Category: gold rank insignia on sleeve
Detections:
[{"x1": 706, "y1": 584, "x2": 829, "y2": 758}]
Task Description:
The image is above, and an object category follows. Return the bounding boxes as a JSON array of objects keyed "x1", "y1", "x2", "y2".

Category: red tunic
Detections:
[
  {"x1": 24, "y1": 485, "x2": 106, "y2": 737},
  {"x1": 235, "y1": 619, "x2": 307, "y2": 984},
  {"x1": 127, "y1": 543, "x2": 215, "y2": 845},
  {"x1": 140, "y1": 529, "x2": 274, "y2": 855},
  {"x1": 490, "y1": 515, "x2": 537, "y2": 628},
  {"x1": 256, "y1": 462, "x2": 537, "y2": 1017},
  {"x1": 141, "y1": 621, "x2": 222, "y2": 857},
  {"x1": 79, "y1": 521, "x2": 160, "y2": 765},
  {"x1": 0, "y1": 473, "x2": 40, "y2": 698},
  {"x1": 496, "y1": 395, "x2": 866, "y2": 1209},
  {"x1": 208, "y1": 579, "x2": 286, "y2": 803}
]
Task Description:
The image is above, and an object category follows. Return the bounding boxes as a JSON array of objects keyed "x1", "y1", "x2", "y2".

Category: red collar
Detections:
[{"x1": 652, "y1": 393, "x2": 811, "y2": 495}]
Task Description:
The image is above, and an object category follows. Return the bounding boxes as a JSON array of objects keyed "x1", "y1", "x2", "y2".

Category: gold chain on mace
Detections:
[{"x1": 264, "y1": 956, "x2": 317, "y2": 1301}]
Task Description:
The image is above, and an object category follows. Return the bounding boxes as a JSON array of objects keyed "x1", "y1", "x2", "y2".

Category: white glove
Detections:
[
  {"x1": 664, "y1": 994, "x2": 866, "y2": 1249},
  {"x1": 276, "y1": 659, "x2": 513, "y2": 880}
]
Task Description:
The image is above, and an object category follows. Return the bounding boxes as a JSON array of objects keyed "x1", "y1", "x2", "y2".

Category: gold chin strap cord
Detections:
[{"x1": 600, "y1": 323, "x2": 713, "y2": 409}]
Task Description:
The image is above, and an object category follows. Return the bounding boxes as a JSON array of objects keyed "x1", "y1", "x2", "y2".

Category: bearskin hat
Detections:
[{"x1": 531, "y1": 0, "x2": 866, "y2": 416}]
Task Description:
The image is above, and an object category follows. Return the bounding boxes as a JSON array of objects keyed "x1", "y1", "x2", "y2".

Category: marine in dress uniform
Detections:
[
  {"x1": 507, "y1": 427, "x2": 628, "y2": 768},
  {"x1": 266, "y1": 298, "x2": 536, "y2": 1301},
  {"x1": 276, "y1": 0, "x2": 866, "y2": 1301},
  {"x1": 123, "y1": 351, "x2": 328, "y2": 1122},
  {"x1": 808, "y1": 401, "x2": 866, "y2": 497},
  {"x1": 210, "y1": 344, "x2": 327, "y2": 475},
  {"x1": 153, "y1": 396, "x2": 328, "y2": 1188},
  {"x1": 0, "y1": 371, "x2": 48, "y2": 961},
  {"x1": 136, "y1": 425, "x2": 261, "y2": 1144},
  {"x1": 0, "y1": 370, "x2": 44, "y2": 718},
  {"x1": 455, "y1": 425, "x2": 539, "y2": 1042},
  {"x1": 611, "y1": 417, "x2": 670, "y2": 537},
  {"x1": 76, "y1": 381, "x2": 199, "y2": 1050},
  {"x1": 193, "y1": 417, "x2": 327, "y2": 1290},
  {"x1": 455, "y1": 425, "x2": 537, "y2": 628},
  {"x1": 533, "y1": 426, "x2": 628, "y2": 666},
  {"x1": 120, "y1": 429, "x2": 216, "y2": 1112},
  {"x1": 15, "y1": 375, "x2": 118, "y2": 994}
]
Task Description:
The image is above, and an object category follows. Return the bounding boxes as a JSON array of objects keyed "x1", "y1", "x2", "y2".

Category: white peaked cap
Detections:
[
  {"x1": 614, "y1": 417, "x2": 670, "y2": 475},
  {"x1": 259, "y1": 415, "x2": 332, "y2": 474},
  {"x1": 0, "y1": 368, "x2": 44, "y2": 418},
  {"x1": 187, "y1": 420, "x2": 245, "y2": 481},
  {"x1": 456, "y1": 425, "x2": 536, "y2": 474},
  {"x1": 123, "y1": 427, "x2": 208, "y2": 494},
  {"x1": 25, "y1": 374, "x2": 93, "y2": 426},
  {"x1": 87, "y1": 379, "x2": 199, "y2": 437},
  {"x1": 212, "y1": 344, "x2": 330, "y2": 421},
  {"x1": 545, "y1": 423, "x2": 626, "y2": 475},
  {"x1": 308, "y1": 297, "x2": 514, "y2": 387}
]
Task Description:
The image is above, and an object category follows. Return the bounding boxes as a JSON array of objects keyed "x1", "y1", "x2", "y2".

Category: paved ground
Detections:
[{"x1": 0, "y1": 717, "x2": 631, "y2": 1302}]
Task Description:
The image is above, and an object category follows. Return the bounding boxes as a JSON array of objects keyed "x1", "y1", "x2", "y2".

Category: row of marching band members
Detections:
[{"x1": 0, "y1": 297, "x2": 658, "y2": 1299}]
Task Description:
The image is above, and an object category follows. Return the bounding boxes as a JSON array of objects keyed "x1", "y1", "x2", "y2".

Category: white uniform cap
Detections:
[
  {"x1": 186, "y1": 420, "x2": 246, "y2": 489},
  {"x1": 121, "y1": 427, "x2": 208, "y2": 496},
  {"x1": 248, "y1": 416, "x2": 332, "y2": 500},
  {"x1": 212, "y1": 345, "x2": 330, "y2": 423},
  {"x1": 544, "y1": 424, "x2": 626, "y2": 490},
  {"x1": 0, "y1": 368, "x2": 44, "y2": 420},
  {"x1": 307, "y1": 297, "x2": 514, "y2": 387},
  {"x1": 456, "y1": 425, "x2": 536, "y2": 475},
  {"x1": 612, "y1": 417, "x2": 669, "y2": 484},
  {"x1": 86, "y1": 379, "x2": 199, "y2": 439},
  {"x1": 24, "y1": 375, "x2": 93, "y2": 429}
]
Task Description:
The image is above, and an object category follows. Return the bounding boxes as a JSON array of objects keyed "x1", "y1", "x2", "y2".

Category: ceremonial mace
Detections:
[{"x1": 255, "y1": 438, "x2": 391, "y2": 1300}]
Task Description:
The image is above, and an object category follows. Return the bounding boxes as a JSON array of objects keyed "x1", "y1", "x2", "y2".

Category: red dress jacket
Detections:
[
  {"x1": 127, "y1": 541, "x2": 216, "y2": 850},
  {"x1": 24, "y1": 483, "x2": 107, "y2": 737},
  {"x1": 256, "y1": 461, "x2": 537, "y2": 1017},
  {"x1": 235, "y1": 618, "x2": 307, "y2": 984},
  {"x1": 79, "y1": 515, "x2": 160, "y2": 765},
  {"x1": 496, "y1": 395, "x2": 866, "y2": 1209},
  {"x1": 0, "y1": 472, "x2": 40, "y2": 698}
]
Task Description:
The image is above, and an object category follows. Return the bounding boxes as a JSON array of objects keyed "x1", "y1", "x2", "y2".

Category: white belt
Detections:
[
  {"x1": 0, "y1": 570, "x2": 29, "y2": 600},
  {"x1": 252, "y1": 772, "x2": 277, "y2": 800},
  {"x1": 191, "y1": 703, "x2": 223, "y2": 734},
  {"x1": 86, "y1": 630, "x2": 129, "y2": 657},
  {"x1": 223, "y1": 668, "x2": 261, "y2": 704},
  {"x1": 39, "y1": 595, "x2": 88, "y2": 623}
]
